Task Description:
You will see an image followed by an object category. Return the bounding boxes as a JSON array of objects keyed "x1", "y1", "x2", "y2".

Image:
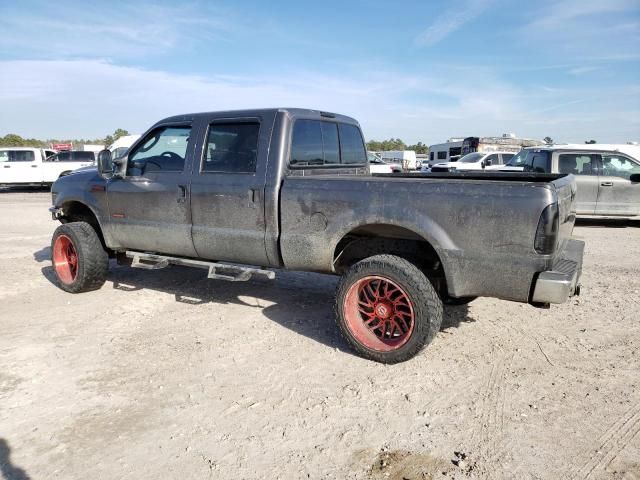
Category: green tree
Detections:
[
  {"x1": 104, "y1": 128, "x2": 130, "y2": 146},
  {"x1": 543, "y1": 136, "x2": 553, "y2": 144},
  {"x1": 407, "y1": 141, "x2": 429, "y2": 154},
  {"x1": 585, "y1": 139, "x2": 597, "y2": 144}
]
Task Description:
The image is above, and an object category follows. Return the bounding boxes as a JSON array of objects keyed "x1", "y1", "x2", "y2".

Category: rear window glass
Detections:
[
  {"x1": 290, "y1": 120, "x2": 366, "y2": 166},
  {"x1": 338, "y1": 123, "x2": 366, "y2": 164},
  {"x1": 507, "y1": 150, "x2": 550, "y2": 172},
  {"x1": 0, "y1": 150, "x2": 35, "y2": 162},
  {"x1": 203, "y1": 122, "x2": 260, "y2": 173}
]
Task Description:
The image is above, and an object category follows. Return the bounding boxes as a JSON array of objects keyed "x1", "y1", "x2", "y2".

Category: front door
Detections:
[
  {"x1": 556, "y1": 152, "x2": 599, "y2": 215},
  {"x1": 188, "y1": 117, "x2": 271, "y2": 266},
  {"x1": 105, "y1": 124, "x2": 198, "y2": 257},
  {"x1": 596, "y1": 153, "x2": 640, "y2": 216}
]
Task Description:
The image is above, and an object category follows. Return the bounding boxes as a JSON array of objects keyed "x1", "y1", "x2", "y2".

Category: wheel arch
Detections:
[
  {"x1": 58, "y1": 200, "x2": 108, "y2": 251},
  {"x1": 332, "y1": 223, "x2": 452, "y2": 297}
]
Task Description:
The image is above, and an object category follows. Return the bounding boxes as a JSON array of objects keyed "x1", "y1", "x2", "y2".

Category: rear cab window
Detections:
[{"x1": 290, "y1": 119, "x2": 366, "y2": 167}]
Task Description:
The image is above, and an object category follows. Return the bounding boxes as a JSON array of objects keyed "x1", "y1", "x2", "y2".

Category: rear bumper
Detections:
[{"x1": 531, "y1": 239, "x2": 585, "y2": 304}]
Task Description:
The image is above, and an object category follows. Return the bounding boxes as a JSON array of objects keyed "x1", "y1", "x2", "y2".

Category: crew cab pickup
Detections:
[
  {"x1": 0, "y1": 148, "x2": 95, "y2": 186},
  {"x1": 49, "y1": 108, "x2": 584, "y2": 363}
]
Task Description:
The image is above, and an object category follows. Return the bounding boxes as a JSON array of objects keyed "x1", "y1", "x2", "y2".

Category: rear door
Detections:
[
  {"x1": 188, "y1": 114, "x2": 274, "y2": 266},
  {"x1": 105, "y1": 123, "x2": 198, "y2": 257},
  {"x1": 556, "y1": 152, "x2": 598, "y2": 215},
  {"x1": 595, "y1": 153, "x2": 640, "y2": 216}
]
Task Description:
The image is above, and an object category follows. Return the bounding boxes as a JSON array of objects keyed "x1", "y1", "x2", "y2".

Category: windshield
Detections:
[
  {"x1": 458, "y1": 152, "x2": 484, "y2": 163},
  {"x1": 506, "y1": 150, "x2": 529, "y2": 167}
]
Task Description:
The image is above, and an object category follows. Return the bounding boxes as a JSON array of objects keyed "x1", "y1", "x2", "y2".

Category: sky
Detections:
[{"x1": 0, "y1": 0, "x2": 639, "y2": 144}]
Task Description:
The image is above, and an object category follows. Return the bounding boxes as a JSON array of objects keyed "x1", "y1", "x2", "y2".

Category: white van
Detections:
[{"x1": 109, "y1": 134, "x2": 141, "y2": 159}]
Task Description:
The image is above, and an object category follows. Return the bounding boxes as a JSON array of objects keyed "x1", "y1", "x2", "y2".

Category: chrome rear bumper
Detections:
[{"x1": 531, "y1": 239, "x2": 584, "y2": 304}]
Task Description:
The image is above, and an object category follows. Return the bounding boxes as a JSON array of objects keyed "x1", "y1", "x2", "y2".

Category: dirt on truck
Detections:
[{"x1": 49, "y1": 108, "x2": 584, "y2": 363}]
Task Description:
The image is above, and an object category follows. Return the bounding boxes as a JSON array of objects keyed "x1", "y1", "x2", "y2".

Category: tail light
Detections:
[{"x1": 534, "y1": 204, "x2": 559, "y2": 254}]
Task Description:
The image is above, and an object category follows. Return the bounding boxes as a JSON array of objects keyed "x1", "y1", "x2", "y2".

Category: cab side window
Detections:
[
  {"x1": 501, "y1": 153, "x2": 514, "y2": 164},
  {"x1": 485, "y1": 153, "x2": 499, "y2": 165},
  {"x1": 601, "y1": 154, "x2": 640, "y2": 180},
  {"x1": 202, "y1": 122, "x2": 260, "y2": 173},
  {"x1": 128, "y1": 126, "x2": 191, "y2": 176},
  {"x1": 558, "y1": 154, "x2": 594, "y2": 175},
  {"x1": 0, "y1": 150, "x2": 35, "y2": 162}
]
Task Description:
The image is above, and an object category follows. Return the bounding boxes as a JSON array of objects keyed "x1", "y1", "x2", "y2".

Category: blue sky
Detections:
[{"x1": 1, "y1": 0, "x2": 639, "y2": 144}]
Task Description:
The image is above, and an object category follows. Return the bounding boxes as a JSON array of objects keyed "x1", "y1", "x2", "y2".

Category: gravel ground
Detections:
[{"x1": 1, "y1": 190, "x2": 639, "y2": 480}]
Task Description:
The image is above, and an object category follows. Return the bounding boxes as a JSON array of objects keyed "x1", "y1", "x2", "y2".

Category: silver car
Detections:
[{"x1": 502, "y1": 145, "x2": 640, "y2": 218}]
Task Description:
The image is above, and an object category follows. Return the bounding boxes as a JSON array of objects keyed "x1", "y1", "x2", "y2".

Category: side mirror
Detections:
[
  {"x1": 630, "y1": 173, "x2": 640, "y2": 183},
  {"x1": 97, "y1": 149, "x2": 113, "y2": 178},
  {"x1": 485, "y1": 159, "x2": 493, "y2": 166}
]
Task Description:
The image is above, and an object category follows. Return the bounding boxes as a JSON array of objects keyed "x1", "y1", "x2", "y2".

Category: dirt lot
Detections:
[{"x1": 0, "y1": 190, "x2": 639, "y2": 480}]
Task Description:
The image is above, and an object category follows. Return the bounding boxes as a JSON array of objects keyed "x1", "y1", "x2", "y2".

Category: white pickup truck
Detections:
[{"x1": 0, "y1": 148, "x2": 95, "y2": 187}]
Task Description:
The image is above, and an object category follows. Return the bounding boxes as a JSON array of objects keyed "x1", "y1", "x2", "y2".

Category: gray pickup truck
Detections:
[{"x1": 49, "y1": 108, "x2": 584, "y2": 363}]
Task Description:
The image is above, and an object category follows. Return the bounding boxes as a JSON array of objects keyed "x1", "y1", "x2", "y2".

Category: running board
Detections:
[{"x1": 126, "y1": 251, "x2": 275, "y2": 282}]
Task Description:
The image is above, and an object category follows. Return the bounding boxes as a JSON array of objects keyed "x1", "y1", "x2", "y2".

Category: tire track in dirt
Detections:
[
  {"x1": 471, "y1": 351, "x2": 513, "y2": 479},
  {"x1": 571, "y1": 402, "x2": 640, "y2": 479}
]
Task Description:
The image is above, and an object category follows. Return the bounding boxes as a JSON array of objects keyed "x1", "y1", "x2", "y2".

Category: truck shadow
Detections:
[
  {"x1": 40, "y1": 262, "x2": 475, "y2": 352},
  {"x1": 0, "y1": 438, "x2": 31, "y2": 480}
]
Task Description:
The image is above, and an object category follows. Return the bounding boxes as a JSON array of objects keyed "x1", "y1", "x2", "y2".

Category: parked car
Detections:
[
  {"x1": 46, "y1": 150, "x2": 96, "y2": 162},
  {"x1": 108, "y1": 135, "x2": 141, "y2": 160},
  {"x1": 368, "y1": 152, "x2": 402, "y2": 173},
  {"x1": 380, "y1": 150, "x2": 417, "y2": 170},
  {"x1": 49, "y1": 108, "x2": 584, "y2": 363},
  {"x1": 424, "y1": 151, "x2": 515, "y2": 172},
  {"x1": 0, "y1": 147, "x2": 94, "y2": 187},
  {"x1": 499, "y1": 145, "x2": 640, "y2": 217}
]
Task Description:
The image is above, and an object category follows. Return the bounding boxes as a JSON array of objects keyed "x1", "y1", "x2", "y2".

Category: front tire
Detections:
[
  {"x1": 335, "y1": 254, "x2": 443, "y2": 364},
  {"x1": 51, "y1": 222, "x2": 108, "y2": 293}
]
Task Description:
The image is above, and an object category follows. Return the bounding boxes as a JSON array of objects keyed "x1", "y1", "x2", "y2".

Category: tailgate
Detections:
[{"x1": 551, "y1": 174, "x2": 578, "y2": 250}]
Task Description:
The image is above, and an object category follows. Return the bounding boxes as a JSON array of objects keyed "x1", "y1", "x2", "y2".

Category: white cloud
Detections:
[
  {"x1": 1, "y1": 59, "x2": 638, "y2": 144},
  {"x1": 415, "y1": 0, "x2": 493, "y2": 47}
]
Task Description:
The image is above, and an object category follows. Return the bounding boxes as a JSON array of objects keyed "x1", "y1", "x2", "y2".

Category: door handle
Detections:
[
  {"x1": 31, "y1": 165, "x2": 38, "y2": 168},
  {"x1": 177, "y1": 185, "x2": 187, "y2": 203},
  {"x1": 3, "y1": 165, "x2": 9, "y2": 168},
  {"x1": 600, "y1": 182, "x2": 613, "y2": 187}
]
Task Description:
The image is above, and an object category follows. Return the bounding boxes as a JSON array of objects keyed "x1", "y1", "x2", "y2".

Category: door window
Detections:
[
  {"x1": 128, "y1": 126, "x2": 191, "y2": 176},
  {"x1": 558, "y1": 154, "x2": 595, "y2": 175},
  {"x1": 501, "y1": 153, "x2": 514, "y2": 164},
  {"x1": 601, "y1": 154, "x2": 640, "y2": 180},
  {"x1": 202, "y1": 122, "x2": 260, "y2": 173},
  {"x1": 0, "y1": 150, "x2": 35, "y2": 162},
  {"x1": 437, "y1": 151, "x2": 447, "y2": 160},
  {"x1": 485, "y1": 153, "x2": 499, "y2": 165}
]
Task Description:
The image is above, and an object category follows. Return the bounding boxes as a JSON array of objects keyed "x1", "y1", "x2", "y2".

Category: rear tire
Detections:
[
  {"x1": 335, "y1": 254, "x2": 443, "y2": 364},
  {"x1": 51, "y1": 222, "x2": 108, "y2": 293}
]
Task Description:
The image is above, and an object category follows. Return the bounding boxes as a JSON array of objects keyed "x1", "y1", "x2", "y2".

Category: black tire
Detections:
[
  {"x1": 335, "y1": 254, "x2": 443, "y2": 364},
  {"x1": 443, "y1": 295, "x2": 477, "y2": 306},
  {"x1": 51, "y1": 222, "x2": 108, "y2": 293}
]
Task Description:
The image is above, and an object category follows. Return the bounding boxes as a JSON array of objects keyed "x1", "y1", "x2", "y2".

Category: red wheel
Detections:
[
  {"x1": 336, "y1": 255, "x2": 443, "y2": 363},
  {"x1": 52, "y1": 234, "x2": 78, "y2": 284},
  {"x1": 50, "y1": 222, "x2": 108, "y2": 293},
  {"x1": 343, "y1": 275, "x2": 415, "y2": 352}
]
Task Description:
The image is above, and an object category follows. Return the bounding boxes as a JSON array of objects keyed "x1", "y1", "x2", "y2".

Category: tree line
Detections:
[
  {"x1": 0, "y1": 129, "x2": 130, "y2": 149},
  {"x1": 366, "y1": 138, "x2": 429, "y2": 154}
]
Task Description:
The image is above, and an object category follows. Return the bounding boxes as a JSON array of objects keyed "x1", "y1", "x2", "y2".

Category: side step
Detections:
[{"x1": 126, "y1": 251, "x2": 275, "y2": 282}]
